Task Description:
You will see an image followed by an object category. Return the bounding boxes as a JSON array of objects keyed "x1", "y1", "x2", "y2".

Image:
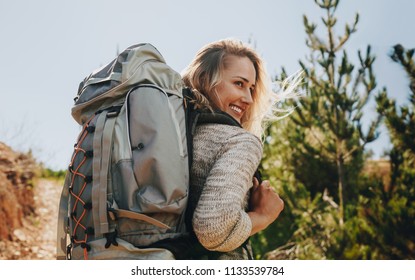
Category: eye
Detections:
[{"x1": 235, "y1": 81, "x2": 243, "y2": 87}]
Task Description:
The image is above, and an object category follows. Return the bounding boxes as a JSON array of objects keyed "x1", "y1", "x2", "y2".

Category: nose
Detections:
[{"x1": 242, "y1": 88, "x2": 253, "y2": 104}]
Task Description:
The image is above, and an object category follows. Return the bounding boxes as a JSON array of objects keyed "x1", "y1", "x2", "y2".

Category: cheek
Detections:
[
  {"x1": 210, "y1": 86, "x2": 225, "y2": 110},
  {"x1": 214, "y1": 83, "x2": 227, "y2": 98}
]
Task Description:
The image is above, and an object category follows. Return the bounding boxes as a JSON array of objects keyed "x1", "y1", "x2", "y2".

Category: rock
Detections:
[{"x1": 13, "y1": 229, "x2": 27, "y2": 242}]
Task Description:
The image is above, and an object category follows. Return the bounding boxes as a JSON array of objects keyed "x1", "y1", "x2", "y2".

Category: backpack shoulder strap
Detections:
[
  {"x1": 195, "y1": 110, "x2": 241, "y2": 128},
  {"x1": 181, "y1": 88, "x2": 263, "y2": 260}
]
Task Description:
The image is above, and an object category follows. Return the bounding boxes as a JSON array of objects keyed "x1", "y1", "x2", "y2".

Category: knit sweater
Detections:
[{"x1": 188, "y1": 123, "x2": 263, "y2": 259}]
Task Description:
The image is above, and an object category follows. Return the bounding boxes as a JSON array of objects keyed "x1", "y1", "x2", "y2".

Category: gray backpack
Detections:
[{"x1": 57, "y1": 43, "x2": 191, "y2": 260}]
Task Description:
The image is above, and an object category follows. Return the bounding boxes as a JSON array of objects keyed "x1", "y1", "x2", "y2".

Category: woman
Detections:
[{"x1": 182, "y1": 38, "x2": 298, "y2": 259}]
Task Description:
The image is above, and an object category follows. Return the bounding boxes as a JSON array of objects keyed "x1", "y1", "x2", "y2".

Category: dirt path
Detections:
[{"x1": 0, "y1": 178, "x2": 62, "y2": 260}]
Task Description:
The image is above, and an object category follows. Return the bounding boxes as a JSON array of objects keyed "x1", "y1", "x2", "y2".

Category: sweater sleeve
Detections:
[{"x1": 192, "y1": 131, "x2": 263, "y2": 252}]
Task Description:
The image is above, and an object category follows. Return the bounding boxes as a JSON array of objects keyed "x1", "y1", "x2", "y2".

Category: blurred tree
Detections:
[
  {"x1": 372, "y1": 44, "x2": 415, "y2": 258},
  {"x1": 377, "y1": 44, "x2": 415, "y2": 158}
]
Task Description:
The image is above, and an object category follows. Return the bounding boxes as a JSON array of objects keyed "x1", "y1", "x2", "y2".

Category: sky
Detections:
[{"x1": 1, "y1": 0, "x2": 414, "y2": 170}]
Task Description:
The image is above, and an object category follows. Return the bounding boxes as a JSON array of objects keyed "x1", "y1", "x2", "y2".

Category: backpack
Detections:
[{"x1": 56, "y1": 43, "x2": 240, "y2": 260}]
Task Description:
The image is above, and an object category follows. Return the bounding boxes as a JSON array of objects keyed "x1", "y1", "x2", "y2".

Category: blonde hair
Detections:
[{"x1": 182, "y1": 38, "x2": 301, "y2": 139}]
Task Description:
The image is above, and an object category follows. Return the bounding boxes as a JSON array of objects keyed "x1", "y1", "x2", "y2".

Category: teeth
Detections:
[{"x1": 230, "y1": 105, "x2": 242, "y2": 113}]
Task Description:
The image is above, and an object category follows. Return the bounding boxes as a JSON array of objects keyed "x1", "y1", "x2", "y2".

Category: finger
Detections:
[
  {"x1": 260, "y1": 180, "x2": 270, "y2": 188},
  {"x1": 252, "y1": 177, "x2": 259, "y2": 188}
]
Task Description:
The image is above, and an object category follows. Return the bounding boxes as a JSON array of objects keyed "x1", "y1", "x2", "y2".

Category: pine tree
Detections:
[
  {"x1": 257, "y1": 0, "x2": 386, "y2": 259},
  {"x1": 294, "y1": 0, "x2": 384, "y2": 224}
]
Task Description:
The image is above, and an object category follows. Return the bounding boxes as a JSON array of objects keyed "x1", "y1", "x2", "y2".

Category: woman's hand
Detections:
[{"x1": 248, "y1": 178, "x2": 284, "y2": 235}]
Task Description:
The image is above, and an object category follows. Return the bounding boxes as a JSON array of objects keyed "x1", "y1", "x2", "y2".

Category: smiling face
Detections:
[{"x1": 213, "y1": 55, "x2": 256, "y2": 124}]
